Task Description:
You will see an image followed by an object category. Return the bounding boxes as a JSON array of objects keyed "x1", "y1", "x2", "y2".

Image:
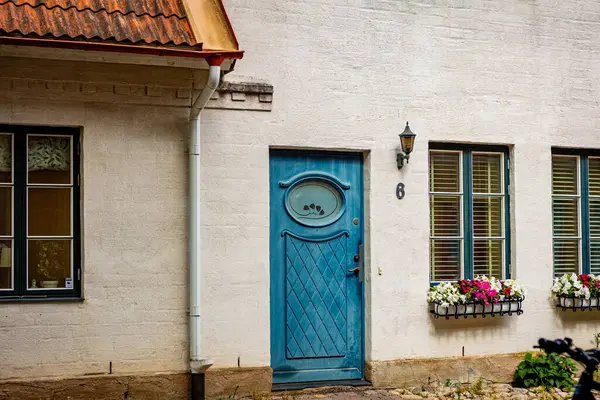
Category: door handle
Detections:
[{"x1": 348, "y1": 244, "x2": 364, "y2": 283}]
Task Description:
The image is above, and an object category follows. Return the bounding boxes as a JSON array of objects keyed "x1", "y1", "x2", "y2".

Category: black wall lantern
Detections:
[{"x1": 397, "y1": 121, "x2": 417, "y2": 169}]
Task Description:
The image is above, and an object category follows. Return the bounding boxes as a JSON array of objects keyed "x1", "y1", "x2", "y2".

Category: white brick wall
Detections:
[{"x1": 201, "y1": 0, "x2": 600, "y2": 367}]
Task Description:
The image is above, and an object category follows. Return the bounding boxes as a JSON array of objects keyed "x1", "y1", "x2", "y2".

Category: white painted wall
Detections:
[
  {"x1": 0, "y1": 98, "x2": 190, "y2": 379},
  {"x1": 201, "y1": 0, "x2": 600, "y2": 367},
  {"x1": 3, "y1": 0, "x2": 600, "y2": 383}
]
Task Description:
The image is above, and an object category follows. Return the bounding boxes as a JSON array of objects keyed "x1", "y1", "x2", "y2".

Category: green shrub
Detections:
[{"x1": 513, "y1": 352, "x2": 577, "y2": 390}]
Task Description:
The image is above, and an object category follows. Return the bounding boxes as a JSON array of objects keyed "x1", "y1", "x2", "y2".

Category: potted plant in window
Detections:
[
  {"x1": 427, "y1": 276, "x2": 526, "y2": 319},
  {"x1": 553, "y1": 273, "x2": 600, "y2": 310},
  {"x1": 37, "y1": 242, "x2": 63, "y2": 288}
]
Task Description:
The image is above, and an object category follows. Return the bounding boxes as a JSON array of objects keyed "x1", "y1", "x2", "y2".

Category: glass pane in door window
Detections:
[
  {"x1": 0, "y1": 241, "x2": 12, "y2": 289},
  {"x1": 27, "y1": 240, "x2": 71, "y2": 289},
  {"x1": 28, "y1": 136, "x2": 71, "y2": 184},
  {"x1": 28, "y1": 188, "x2": 71, "y2": 236}
]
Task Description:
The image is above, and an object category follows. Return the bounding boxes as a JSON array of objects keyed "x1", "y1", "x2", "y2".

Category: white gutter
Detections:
[{"x1": 189, "y1": 63, "x2": 221, "y2": 375}]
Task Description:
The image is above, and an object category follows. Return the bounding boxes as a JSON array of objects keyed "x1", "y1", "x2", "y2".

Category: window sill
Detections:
[{"x1": 0, "y1": 296, "x2": 84, "y2": 303}]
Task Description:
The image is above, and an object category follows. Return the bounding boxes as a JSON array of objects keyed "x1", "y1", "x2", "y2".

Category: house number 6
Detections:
[{"x1": 396, "y1": 183, "x2": 405, "y2": 200}]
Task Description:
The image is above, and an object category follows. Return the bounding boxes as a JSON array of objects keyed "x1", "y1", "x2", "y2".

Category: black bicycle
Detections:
[{"x1": 536, "y1": 338, "x2": 600, "y2": 400}]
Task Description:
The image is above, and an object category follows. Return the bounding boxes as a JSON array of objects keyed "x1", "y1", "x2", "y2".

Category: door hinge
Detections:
[
  {"x1": 77, "y1": 174, "x2": 80, "y2": 186},
  {"x1": 77, "y1": 269, "x2": 81, "y2": 281}
]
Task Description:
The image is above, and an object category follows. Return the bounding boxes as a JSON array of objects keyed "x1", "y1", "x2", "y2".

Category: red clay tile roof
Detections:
[
  {"x1": 0, "y1": 0, "x2": 196, "y2": 46},
  {"x1": 0, "y1": 0, "x2": 243, "y2": 58}
]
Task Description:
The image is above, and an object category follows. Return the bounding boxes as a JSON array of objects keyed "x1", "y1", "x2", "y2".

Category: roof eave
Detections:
[{"x1": 0, "y1": 36, "x2": 244, "y2": 61}]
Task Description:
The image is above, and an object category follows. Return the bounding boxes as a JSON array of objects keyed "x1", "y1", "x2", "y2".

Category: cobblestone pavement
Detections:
[{"x1": 239, "y1": 384, "x2": 572, "y2": 400}]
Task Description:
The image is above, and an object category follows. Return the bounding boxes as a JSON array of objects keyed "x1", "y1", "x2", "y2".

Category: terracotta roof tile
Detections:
[
  {"x1": 0, "y1": 0, "x2": 198, "y2": 47},
  {"x1": 4, "y1": 0, "x2": 186, "y2": 18}
]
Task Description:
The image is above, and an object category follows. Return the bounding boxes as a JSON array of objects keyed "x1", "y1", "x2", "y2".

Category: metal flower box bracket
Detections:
[
  {"x1": 430, "y1": 298, "x2": 524, "y2": 319},
  {"x1": 556, "y1": 297, "x2": 600, "y2": 312}
]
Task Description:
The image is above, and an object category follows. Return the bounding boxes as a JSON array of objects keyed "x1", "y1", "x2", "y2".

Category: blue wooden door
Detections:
[{"x1": 270, "y1": 150, "x2": 364, "y2": 384}]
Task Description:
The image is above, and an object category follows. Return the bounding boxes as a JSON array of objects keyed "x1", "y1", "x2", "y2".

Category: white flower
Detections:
[
  {"x1": 552, "y1": 273, "x2": 598, "y2": 299},
  {"x1": 427, "y1": 282, "x2": 464, "y2": 305}
]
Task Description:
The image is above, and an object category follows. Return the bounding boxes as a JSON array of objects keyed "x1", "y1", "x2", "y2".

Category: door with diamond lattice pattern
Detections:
[{"x1": 270, "y1": 150, "x2": 363, "y2": 384}]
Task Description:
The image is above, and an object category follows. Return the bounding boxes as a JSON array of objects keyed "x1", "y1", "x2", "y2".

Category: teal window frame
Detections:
[
  {"x1": 429, "y1": 143, "x2": 511, "y2": 283},
  {"x1": 551, "y1": 148, "x2": 600, "y2": 276}
]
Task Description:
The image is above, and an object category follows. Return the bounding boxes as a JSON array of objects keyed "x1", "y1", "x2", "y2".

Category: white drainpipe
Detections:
[{"x1": 189, "y1": 63, "x2": 221, "y2": 392}]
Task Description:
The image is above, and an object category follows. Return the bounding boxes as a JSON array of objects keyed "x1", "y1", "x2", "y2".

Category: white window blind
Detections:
[
  {"x1": 551, "y1": 155, "x2": 580, "y2": 277},
  {"x1": 589, "y1": 157, "x2": 600, "y2": 274},
  {"x1": 472, "y1": 153, "x2": 504, "y2": 278},
  {"x1": 429, "y1": 151, "x2": 462, "y2": 281}
]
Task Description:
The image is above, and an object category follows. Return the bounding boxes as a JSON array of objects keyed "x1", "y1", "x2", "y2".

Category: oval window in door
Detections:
[{"x1": 285, "y1": 179, "x2": 345, "y2": 227}]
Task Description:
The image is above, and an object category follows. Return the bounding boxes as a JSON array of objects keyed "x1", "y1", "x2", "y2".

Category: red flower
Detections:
[
  {"x1": 581, "y1": 274, "x2": 591, "y2": 287},
  {"x1": 504, "y1": 287, "x2": 511, "y2": 296}
]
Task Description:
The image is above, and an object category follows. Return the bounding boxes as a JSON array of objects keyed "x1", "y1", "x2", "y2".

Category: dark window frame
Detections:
[
  {"x1": 551, "y1": 147, "x2": 600, "y2": 277},
  {"x1": 429, "y1": 142, "x2": 511, "y2": 283},
  {"x1": 0, "y1": 124, "x2": 81, "y2": 300}
]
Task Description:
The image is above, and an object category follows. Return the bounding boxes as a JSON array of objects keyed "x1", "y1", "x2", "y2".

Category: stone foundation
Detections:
[
  {"x1": 206, "y1": 366, "x2": 273, "y2": 400},
  {"x1": 366, "y1": 353, "x2": 526, "y2": 388},
  {"x1": 0, "y1": 355, "x2": 526, "y2": 400},
  {"x1": 0, "y1": 372, "x2": 190, "y2": 400}
]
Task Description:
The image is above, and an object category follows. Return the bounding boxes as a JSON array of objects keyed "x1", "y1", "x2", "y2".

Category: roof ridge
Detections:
[{"x1": 0, "y1": 0, "x2": 187, "y2": 20}]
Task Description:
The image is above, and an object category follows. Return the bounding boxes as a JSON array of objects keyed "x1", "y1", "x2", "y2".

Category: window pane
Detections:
[
  {"x1": 430, "y1": 195, "x2": 461, "y2": 237},
  {"x1": 0, "y1": 135, "x2": 12, "y2": 183},
  {"x1": 591, "y1": 239, "x2": 600, "y2": 276},
  {"x1": 473, "y1": 197, "x2": 502, "y2": 237},
  {"x1": 590, "y1": 198, "x2": 600, "y2": 236},
  {"x1": 28, "y1": 188, "x2": 71, "y2": 236},
  {"x1": 0, "y1": 241, "x2": 12, "y2": 289},
  {"x1": 473, "y1": 240, "x2": 503, "y2": 278},
  {"x1": 589, "y1": 158, "x2": 600, "y2": 196},
  {"x1": 430, "y1": 239, "x2": 461, "y2": 281},
  {"x1": 0, "y1": 187, "x2": 11, "y2": 236},
  {"x1": 472, "y1": 154, "x2": 502, "y2": 194},
  {"x1": 552, "y1": 156, "x2": 578, "y2": 195},
  {"x1": 552, "y1": 198, "x2": 579, "y2": 237},
  {"x1": 553, "y1": 239, "x2": 579, "y2": 276},
  {"x1": 429, "y1": 151, "x2": 460, "y2": 193},
  {"x1": 28, "y1": 240, "x2": 71, "y2": 289},
  {"x1": 28, "y1": 136, "x2": 71, "y2": 184}
]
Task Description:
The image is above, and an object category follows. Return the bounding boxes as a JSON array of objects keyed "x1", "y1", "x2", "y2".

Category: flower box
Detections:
[
  {"x1": 553, "y1": 274, "x2": 600, "y2": 312},
  {"x1": 430, "y1": 299, "x2": 524, "y2": 319},
  {"x1": 427, "y1": 276, "x2": 526, "y2": 320},
  {"x1": 557, "y1": 297, "x2": 600, "y2": 311}
]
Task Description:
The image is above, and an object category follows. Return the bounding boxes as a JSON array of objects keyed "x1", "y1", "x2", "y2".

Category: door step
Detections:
[{"x1": 272, "y1": 379, "x2": 372, "y2": 392}]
